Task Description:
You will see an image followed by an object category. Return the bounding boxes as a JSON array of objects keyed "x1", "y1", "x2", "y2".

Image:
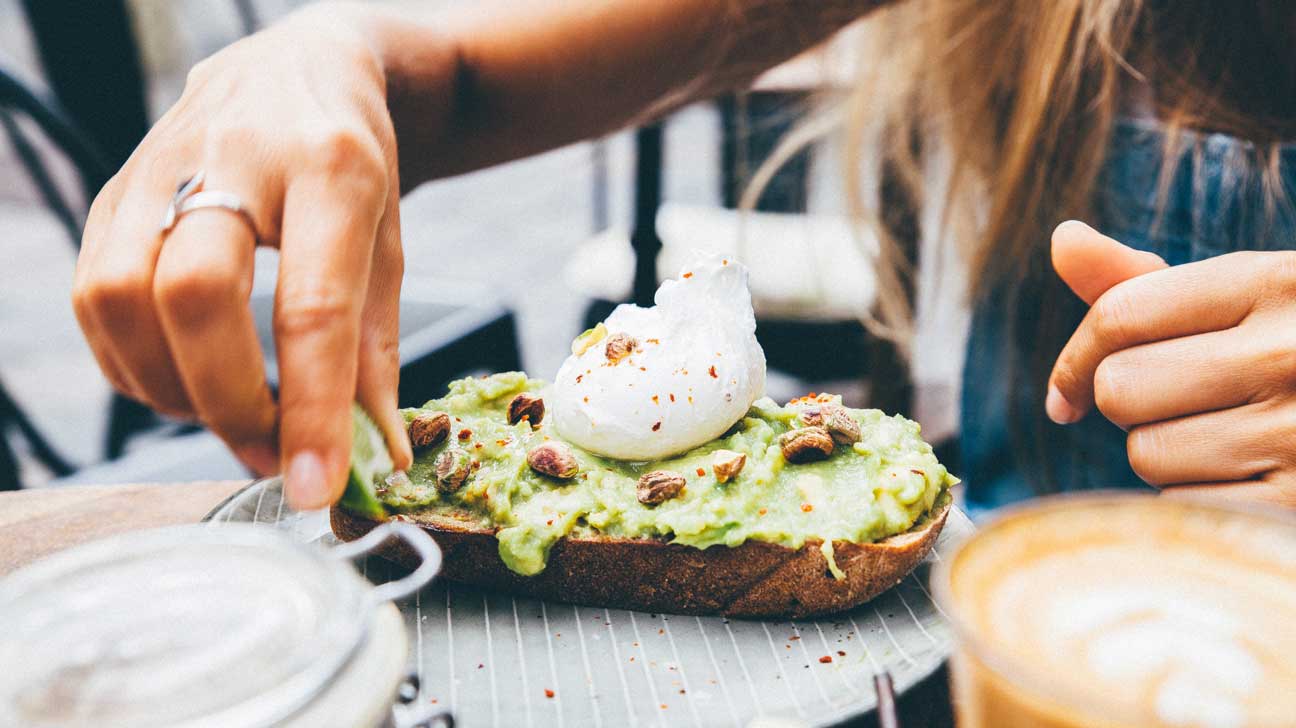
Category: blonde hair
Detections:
[{"x1": 746, "y1": 0, "x2": 1296, "y2": 357}]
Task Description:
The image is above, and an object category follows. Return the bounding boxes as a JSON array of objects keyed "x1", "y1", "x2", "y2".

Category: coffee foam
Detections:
[{"x1": 948, "y1": 497, "x2": 1296, "y2": 728}]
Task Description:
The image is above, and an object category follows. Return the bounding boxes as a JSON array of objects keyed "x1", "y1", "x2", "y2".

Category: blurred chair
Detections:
[{"x1": 0, "y1": 66, "x2": 103, "y2": 488}]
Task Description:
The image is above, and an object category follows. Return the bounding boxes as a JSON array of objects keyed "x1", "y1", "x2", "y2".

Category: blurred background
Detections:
[{"x1": 0, "y1": 0, "x2": 967, "y2": 490}]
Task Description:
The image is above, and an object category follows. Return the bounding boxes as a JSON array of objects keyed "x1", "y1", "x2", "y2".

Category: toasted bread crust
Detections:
[{"x1": 330, "y1": 496, "x2": 950, "y2": 618}]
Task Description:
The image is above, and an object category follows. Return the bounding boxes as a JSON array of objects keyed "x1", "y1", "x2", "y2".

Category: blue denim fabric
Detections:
[{"x1": 960, "y1": 118, "x2": 1296, "y2": 514}]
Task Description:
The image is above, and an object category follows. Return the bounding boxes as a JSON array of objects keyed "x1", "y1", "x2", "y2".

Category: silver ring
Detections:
[{"x1": 160, "y1": 170, "x2": 261, "y2": 244}]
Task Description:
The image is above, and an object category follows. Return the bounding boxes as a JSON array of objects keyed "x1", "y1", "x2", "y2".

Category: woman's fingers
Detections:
[
  {"x1": 355, "y1": 185, "x2": 413, "y2": 472},
  {"x1": 276, "y1": 135, "x2": 387, "y2": 510},
  {"x1": 1125, "y1": 401, "x2": 1292, "y2": 487},
  {"x1": 71, "y1": 176, "x2": 196, "y2": 417},
  {"x1": 1051, "y1": 220, "x2": 1166, "y2": 306},
  {"x1": 153, "y1": 170, "x2": 280, "y2": 475},
  {"x1": 1048, "y1": 252, "x2": 1263, "y2": 423},
  {"x1": 1092, "y1": 327, "x2": 1274, "y2": 429},
  {"x1": 72, "y1": 178, "x2": 137, "y2": 398}
]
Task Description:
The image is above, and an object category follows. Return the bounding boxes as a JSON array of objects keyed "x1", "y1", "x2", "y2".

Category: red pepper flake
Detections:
[
  {"x1": 910, "y1": 469, "x2": 925, "y2": 476},
  {"x1": 669, "y1": 393, "x2": 675, "y2": 402},
  {"x1": 789, "y1": 635, "x2": 800, "y2": 641},
  {"x1": 474, "y1": 442, "x2": 483, "y2": 450},
  {"x1": 758, "y1": 508, "x2": 767, "y2": 516},
  {"x1": 546, "y1": 519, "x2": 554, "y2": 526},
  {"x1": 819, "y1": 655, "x2": 833, "y2": 664},
  {"x1": 682, "y1": 272, "x2": 693, "y2": 279},
  {"x1": 696, "y1": 467, "x2": 706, "y2": 477},
  {"x1": 544, "y1": 689, "x2": 555, "y2": 699},
  {"x1": 708, "y1": 366, "x2": 718, "y2": 378},
  {"x1": 837, "y1": 650, "x2": 846, "y2": 657},
  {"x1": 458, "y1": 428, "x2": 472, "y2": 440},
  {"x1": 477, "y1": 663, "x2": 484, "y2": 669},
  {"x1": 639, "y1": 366, "x2": 647, "y2": 372},
  {"x1": 472, "y1": 460, "x2": 481, "y2": 469},
  {"x1": 652, "y1": 421, "x2": 662, "y2": 432},
  {"x1": 576, "y1": 374, "x2": 583, "y2": 383},
  {"x1": 652, "y1": 395, "x2": 659, "y2": 404},
  {"x1": 801, "y1": 503, "x2": 813, "y2": 512}
]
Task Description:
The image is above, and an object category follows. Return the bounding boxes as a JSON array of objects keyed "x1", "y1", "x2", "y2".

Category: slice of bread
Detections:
[{"x1": 330, "y1": 492, "x2": 951, "y2": 619}]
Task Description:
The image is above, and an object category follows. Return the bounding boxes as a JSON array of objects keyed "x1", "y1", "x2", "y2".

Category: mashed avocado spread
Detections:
[{"x1": 348, "y1": 372, "x2": 955, "y2": 577}]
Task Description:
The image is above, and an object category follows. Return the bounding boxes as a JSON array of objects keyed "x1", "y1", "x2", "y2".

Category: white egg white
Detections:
[{"x1": 552, "y1": 253, "x2": 766, "y2": 460}]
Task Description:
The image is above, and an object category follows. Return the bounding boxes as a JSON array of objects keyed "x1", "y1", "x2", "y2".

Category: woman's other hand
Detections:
[
  {"x1": 72, "y1": 4, "x2": 413, "y2": 509},
  {"x1": 1048, "y1": 220, "x2": 1296, "y2": 507}
]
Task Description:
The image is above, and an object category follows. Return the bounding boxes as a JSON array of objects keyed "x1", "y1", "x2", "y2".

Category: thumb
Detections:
[{"x1": 1051, "y1": 220, "x2": 1167, "y2": 305}]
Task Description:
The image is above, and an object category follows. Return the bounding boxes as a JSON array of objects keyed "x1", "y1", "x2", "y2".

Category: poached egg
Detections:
[{"x1": 552, "y1": 254, "x2": 766, "y2": 460}]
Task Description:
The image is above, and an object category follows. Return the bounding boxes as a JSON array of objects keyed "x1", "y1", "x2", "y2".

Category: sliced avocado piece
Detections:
[{"x1": 341, "y1": 403, "x2": 393, "y2": 520}]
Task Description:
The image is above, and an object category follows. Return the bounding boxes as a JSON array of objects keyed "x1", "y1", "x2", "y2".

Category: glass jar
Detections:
[{"x1": 0, "y1": 521, "x2": 445, "y2": 728}]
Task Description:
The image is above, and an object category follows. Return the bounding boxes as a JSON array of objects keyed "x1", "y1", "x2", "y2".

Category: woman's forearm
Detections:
[{"x1": 358, "y1": 0, "x2": 881, "y2": 187}]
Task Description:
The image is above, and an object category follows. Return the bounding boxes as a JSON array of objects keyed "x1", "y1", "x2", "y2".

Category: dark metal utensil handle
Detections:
[{"x1": 874, "y1": 672, "x2": 900, "y2": 728}]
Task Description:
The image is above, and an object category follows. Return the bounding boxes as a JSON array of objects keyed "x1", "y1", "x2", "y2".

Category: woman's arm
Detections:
[
  {"x1": 72, "y1": 0, "x2": 882, "y2": 510},
  {"x1": 363, "y1": 0, "x2": 879, "y2": 185}
]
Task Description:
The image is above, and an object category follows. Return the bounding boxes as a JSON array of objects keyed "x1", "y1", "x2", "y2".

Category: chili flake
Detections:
[
  {"x1": 819, "y1": 655, "x2": 833, "y2": 664},
  {"x1": 696, "y1": 467, "x2": 706, "y2": 477},
  {"x1": 457, "y1": 428, "x2": 472, "y2": 440},
  {"x1": 801, "y1": 503, "x2": 814, "y2": 512},
  {"x1": 683, "y1": 272, "x2": 693, "y2": 278},
  {"x1": 669, "y1": 393, "x2": 675, "y2": 402},
  {"x1": 708, "y1": 366, "x2": 718, "y2": 378},
  {"x1": 652, "y1": 421, "x2": 662, "y2": 431},
  {"x1": 544, "y1": 689, "x2": 555, "y2": 698},
  {"x1": 652, "y1": 395, "x2": 659, "y2": 404}
]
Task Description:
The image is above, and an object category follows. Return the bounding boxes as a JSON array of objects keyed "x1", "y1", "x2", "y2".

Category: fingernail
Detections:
[
  {"x1": 1046, "y1": 384, "x2": 1082, "y2": 425},
  {"x1": 1054, "y1": 219, "x2": 1094, "y2": 238},
  {"x1": 236, "y1": 442, "x2": 279, "y2": 476},
  {"x1": 285, "y1": 450, "x2": 329, "y2": 510}
]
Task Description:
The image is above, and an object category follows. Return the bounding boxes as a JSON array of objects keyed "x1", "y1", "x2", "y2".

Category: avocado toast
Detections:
[{"x1": 333, "y1": 373, "x2": 954, "y2": 618}]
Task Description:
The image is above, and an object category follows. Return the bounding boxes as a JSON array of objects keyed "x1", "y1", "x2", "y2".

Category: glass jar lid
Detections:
[{"x1": 0, "y1": 524, "x2": 373, "y2": 727}]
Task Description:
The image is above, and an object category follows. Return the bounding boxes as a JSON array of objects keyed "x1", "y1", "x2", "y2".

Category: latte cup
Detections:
[{"x1": 933, "y1": 493, "x2": 1296, "y2": 728}]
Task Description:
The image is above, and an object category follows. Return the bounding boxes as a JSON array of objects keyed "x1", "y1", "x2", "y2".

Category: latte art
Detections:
[{"x1": 944, "y1": 497, "x2": 1296, "y2": 728}]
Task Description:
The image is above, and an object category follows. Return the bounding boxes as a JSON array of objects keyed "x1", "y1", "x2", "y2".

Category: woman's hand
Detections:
[
  {"x1": 1047, "y1": 220, "x2": 1296, "y2": 507},
  {"x1": 72, "y1": 4, "x2": 412, "y2": 508}
]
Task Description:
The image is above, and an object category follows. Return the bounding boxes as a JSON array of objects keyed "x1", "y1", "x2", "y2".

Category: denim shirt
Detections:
[{"x1": 960, "y1": 118, "x2": 1296, "y2": 513}]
